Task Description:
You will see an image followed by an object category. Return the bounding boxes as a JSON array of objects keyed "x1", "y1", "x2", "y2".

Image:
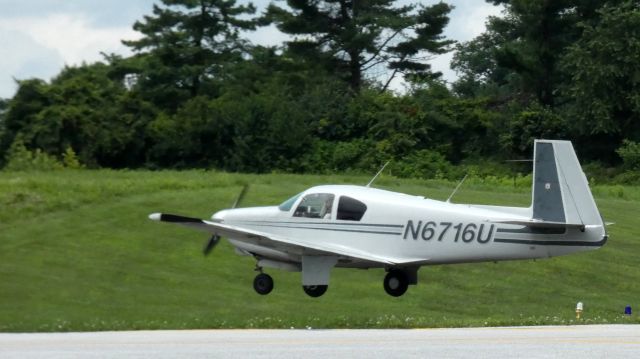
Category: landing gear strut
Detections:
[
  {"x1": 383, "y1": 269, "x2": 408, "y2": 297},
  {"x1": 302, "y1": 285, "x2": 328, "y2": 297},
  {"x1": 253, "y1": 273, "x2": 274, "y2": 295}
]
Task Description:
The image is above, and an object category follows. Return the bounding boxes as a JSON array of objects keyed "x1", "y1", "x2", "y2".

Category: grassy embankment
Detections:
[{"x1": 0, "y1": 170, "x2": 638, "y2": 332}]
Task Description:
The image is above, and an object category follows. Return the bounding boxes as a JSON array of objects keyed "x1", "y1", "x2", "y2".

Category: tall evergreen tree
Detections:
[
  {"x1": 0, "y1": 98, "x2": 7, "y2": 136},
  {"x1": 455, "y1": 0, "x2": 625, "y2": 106},
  {"x1": 267, "y1": 0, "x2": 454, "y2": 93},
  {"x1": 123, "y1": 0, "x2": 258, "y2": 111}
]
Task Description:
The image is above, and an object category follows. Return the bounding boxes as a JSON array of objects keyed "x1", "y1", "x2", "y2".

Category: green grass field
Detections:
[{"x1": 0, "y1": 170, "x2": 638, "y2": 332}]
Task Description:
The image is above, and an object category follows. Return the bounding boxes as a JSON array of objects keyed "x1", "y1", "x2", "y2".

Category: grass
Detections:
[{"x1": 0, "y1": 170, "x2": 638, "y2": 332}]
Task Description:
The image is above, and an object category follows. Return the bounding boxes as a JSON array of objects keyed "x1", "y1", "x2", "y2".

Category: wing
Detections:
[{"x1": 149, "y1": 213, "x2": 420, "y2": 265}]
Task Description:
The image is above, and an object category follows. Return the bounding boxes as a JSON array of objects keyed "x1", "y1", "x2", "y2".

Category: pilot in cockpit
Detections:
[{"x1": 320, "y1": 196, "x2": 333, "y2": 219}]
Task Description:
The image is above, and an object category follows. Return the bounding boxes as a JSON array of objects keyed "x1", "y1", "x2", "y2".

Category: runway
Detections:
[{"x1": 1, "y1": 325, "x2": 638, "y2": 358}]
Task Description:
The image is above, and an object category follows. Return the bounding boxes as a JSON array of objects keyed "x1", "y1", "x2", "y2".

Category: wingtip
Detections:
[{"x1": 149, "y1": 213, "x2": 162, "y2": 221}]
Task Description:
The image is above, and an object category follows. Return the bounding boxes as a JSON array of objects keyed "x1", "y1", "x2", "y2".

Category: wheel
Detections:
[
  {"x1": 384, "y1": 270, "x2": 408, "y2": 297},
  {"x1": 302, "y1": 285, "x2": 328, "y2": 297},
  {"x1": 253, "y1": 273, "x2": 274, "y2": 295}
]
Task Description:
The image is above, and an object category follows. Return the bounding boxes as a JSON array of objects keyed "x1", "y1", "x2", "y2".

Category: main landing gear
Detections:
[
  {"x1": 251, "y1": 265, "x2": 415, "y2": 298},
  {"x1": 302, "y1": 285, "x2": 328, "y2": 297},
  {"x1": 253, "y1": 273, "x2": 274, "y2": 295},
  {"x1": 383, "y1": 269, "x2": 409, "y2": 297},
  {"x1": 253, "y1": 273, "x2": 329, "y2": 298},
  {"x1": 252, "y1": 272, "x2": 329, "y2": 297}
]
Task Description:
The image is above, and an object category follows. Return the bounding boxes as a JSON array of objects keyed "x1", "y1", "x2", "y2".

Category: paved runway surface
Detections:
[{"x1": 1, "y1": 325, "x2": 638, "y2": 358}]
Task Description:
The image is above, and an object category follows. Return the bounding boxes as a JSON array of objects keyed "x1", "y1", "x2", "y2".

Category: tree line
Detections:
[{"x1": 1, "y1": 0, "x2": 639, "y2": 180}]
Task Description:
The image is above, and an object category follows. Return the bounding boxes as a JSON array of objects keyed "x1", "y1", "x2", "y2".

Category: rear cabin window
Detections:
[{"x1": 337, "y1": 196, "x2": 367, "y2": 221}]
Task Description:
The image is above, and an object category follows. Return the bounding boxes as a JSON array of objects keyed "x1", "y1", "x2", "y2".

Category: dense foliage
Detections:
[{"x1": 1, "y1": 0, "x2": 639, "y2": 181}]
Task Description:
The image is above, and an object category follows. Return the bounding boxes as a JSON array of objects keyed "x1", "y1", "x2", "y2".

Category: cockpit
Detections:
[
  {"x1": 293, "y1": 193, "x2": 333, "y2": 219},
  {"x1": 278, "y1": 191, "x2": 367, "y2": 221}
]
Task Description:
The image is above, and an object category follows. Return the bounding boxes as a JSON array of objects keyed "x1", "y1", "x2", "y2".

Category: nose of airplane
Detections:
[{"x1": 211, "y1": 209, "x2": 228, "y2": 222}]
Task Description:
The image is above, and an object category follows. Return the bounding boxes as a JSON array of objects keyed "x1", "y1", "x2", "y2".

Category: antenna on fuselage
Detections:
[
  {"x1": 366, "y1": 161, "x2": 390, "y2": 187},
  {"x1": 446, "y1": 173, "x2": 468, "y2": 203}
]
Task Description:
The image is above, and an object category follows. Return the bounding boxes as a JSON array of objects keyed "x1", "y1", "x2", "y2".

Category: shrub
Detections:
[
  {"x1": 616, "y1": 140, "x2": 640, "y2": 170},
  {"x1": 613, "y1": 171, "x2": 640, "y2": 185},
  {"x1": 62, "y1": 146, "x2": 84, "y2": 169},
  {"x1": 391, "y1": 149, "x2": 456, "y2": 179},
  {"x1": 3, "y1": 138, "x2": 63, "y2": 171}
]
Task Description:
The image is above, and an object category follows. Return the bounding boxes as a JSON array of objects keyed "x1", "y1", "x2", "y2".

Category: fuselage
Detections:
[{"x1": 212, "y1": 185, "x2": 607, "y2": 269}]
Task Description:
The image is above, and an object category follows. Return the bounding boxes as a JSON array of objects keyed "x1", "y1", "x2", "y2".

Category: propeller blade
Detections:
[
  {"x1": 203, "y1": 185, "x2": 247, "y2": 256},
  {"x1": 232, "y1": 184, "x2": 249, "y2": 209},
  {"x1": 203, "y1": 235, "x2": 220, "y2": 256}
]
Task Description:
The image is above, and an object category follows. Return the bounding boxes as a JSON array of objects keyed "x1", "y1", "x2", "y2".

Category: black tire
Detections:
[
  {"x1": 384, "y1": 270, "x2": 408, "y2": 297},
  {"x1": 253, "y1": 273, "x2": 274, "y2": 295},
  {"x1": 302, "y1": 285, "x2": 328, "y2": 297}
]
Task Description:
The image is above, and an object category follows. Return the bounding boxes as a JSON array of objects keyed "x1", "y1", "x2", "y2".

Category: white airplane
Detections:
[{"x1": 149, "y1": 140, "x2": 607, "y2": 297}]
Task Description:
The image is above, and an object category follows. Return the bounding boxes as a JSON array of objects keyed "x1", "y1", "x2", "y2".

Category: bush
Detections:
[
  {"x1": 613, "y1": 171, "x2": 640, "y2": 185},
  {"x1": 616, "y1": 140, "x2": 640, "y2": 170},
  {"x1": 391, "y1": 149, "x2": 457, "y2": 179},
  {"x1": 3, "y1": 138, "x2": 63, "y2": 171},
  {"x1": 501, "y1": 103, "x2": 568, "y2": 156},
  {"x1": 62, "y1": 146, "x2": 84, "y2": 169},
  {"x1": 581, "y1": 162, "x2": 621, "y2": 185}
]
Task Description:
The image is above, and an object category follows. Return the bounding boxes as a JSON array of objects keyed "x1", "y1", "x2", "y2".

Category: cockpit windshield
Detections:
[{"x1": 278, "y1": 192, "x2": 303, "y2": 211}]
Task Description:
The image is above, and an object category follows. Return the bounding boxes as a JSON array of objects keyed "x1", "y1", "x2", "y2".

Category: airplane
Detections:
[{"x1": 149, "y1": 139, "x2": 608, "y2": 297}]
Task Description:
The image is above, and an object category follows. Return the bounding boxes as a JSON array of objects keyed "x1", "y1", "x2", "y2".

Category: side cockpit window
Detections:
[
  {"x1": 337, "y1": 196, "x2": 367, "y2": 221},
  {"x1": 293, "y1": 193, "x2": 334, "y2": 219}
]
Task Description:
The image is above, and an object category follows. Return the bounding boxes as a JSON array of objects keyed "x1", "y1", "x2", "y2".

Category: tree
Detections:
[
  {"x1": 0, "y1": 79, "x2": 50, "y2": 164},
  {"x1": 0, "y1": 98, "x2": 7, "y2": 120},
  {"x1": 267, "y1": 0, "x2": 454, "y2": 93},
  {"x1": 0, "y1": 98, "x2": 8, "y2": 155},
  {"x1": 30, "y1": 63, "x2": 149, "y2": 167},
  {"x1": 562, "y1": 2, "x2": 640, "y2": 139},
  {"x1": 455, "y1": 0, "x2": 625, "y2": 107},
  {"x1": 451, "y1": 31, "x2": 517, "y2": 99},
  {"x1": 123, "y1": 0, "x2": 258, "y2": 111},
  {"x1": 0, "y1": 62, "x2": 156, "y2": 168}
]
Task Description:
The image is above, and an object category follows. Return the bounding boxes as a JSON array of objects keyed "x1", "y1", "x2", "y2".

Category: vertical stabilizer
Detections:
[{"x1": 531, "y1": 140, "x2": 602, "y2": 226}]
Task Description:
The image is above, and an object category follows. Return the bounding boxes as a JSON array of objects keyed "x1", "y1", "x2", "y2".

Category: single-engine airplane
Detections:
[{"x1": 149, "y1": 140, "x2": 607, "y2": 297}]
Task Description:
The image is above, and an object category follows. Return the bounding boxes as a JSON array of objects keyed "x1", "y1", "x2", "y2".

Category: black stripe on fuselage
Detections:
[
  {"x1": 232, "y1": 220, "x2": 404, "y2": 228},
  {"x1": 231, "y1": 222, "x2": 402, "y2": 236},
  {"x1": 494, "y1": 236, "x2": 607, "y2": 247},
  {"x1": 497, "y1": 227, "x2": 567, "y2": 235}
]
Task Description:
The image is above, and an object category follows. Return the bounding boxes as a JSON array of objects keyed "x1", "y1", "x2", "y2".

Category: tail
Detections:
[{"x1": 531, "y1": 139, "x2": 603, "y2": 227}]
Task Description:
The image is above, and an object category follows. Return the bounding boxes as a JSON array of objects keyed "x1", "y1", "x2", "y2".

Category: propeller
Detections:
[
  {"x1": 231, "y1": 184, "x2": 249, "y2": 210},
  {"x1": 202, "y1": 184, "x2": 249, "y2": 256},
  {"x1": 203, "y1": 234, "x2": 220, "y2": 256}
]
